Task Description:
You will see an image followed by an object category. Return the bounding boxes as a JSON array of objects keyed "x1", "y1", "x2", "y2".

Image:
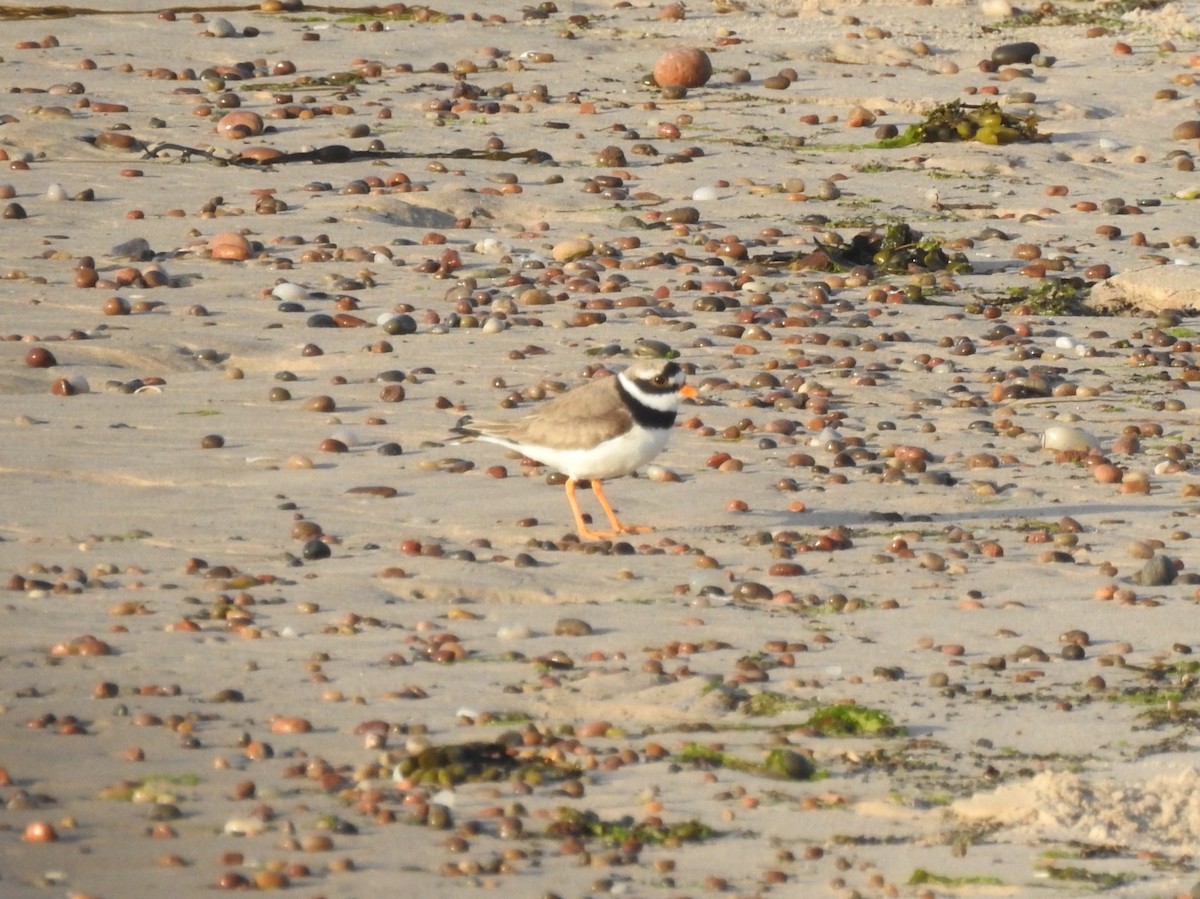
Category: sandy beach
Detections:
[{"x1": 3, "y1": 1, "x2": 1200, "y2": 896}]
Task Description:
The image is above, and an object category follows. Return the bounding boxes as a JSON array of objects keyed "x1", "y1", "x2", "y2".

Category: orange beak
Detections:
[{"x1": 681, "y1": 385, "x2": 698, "y2": 399}]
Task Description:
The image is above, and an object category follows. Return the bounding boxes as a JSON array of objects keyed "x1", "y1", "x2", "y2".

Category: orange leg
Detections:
[
  {"x1": 564, "y1": 477, "x2": 604, "y2": 541},
  {"x1": 564, "y1": 478, "x2": 652, "y2": 541}
]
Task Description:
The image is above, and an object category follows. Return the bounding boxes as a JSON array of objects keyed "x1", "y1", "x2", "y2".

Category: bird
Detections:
[{"x1": 453, "y1": 358, "x2": 696, "y2": 541}]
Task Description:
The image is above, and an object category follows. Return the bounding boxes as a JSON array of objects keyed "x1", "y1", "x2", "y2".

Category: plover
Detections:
[{"x1": 454, "y1": 359, "x2": 696, "y2": 541}]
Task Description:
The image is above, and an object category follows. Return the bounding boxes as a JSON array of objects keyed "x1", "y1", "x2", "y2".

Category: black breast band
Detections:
[{"x1": 615, "y1": 379, "x2": 677, "y2": 430}]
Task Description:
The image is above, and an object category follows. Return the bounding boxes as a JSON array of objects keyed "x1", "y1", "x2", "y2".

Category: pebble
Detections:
[
  {"x1": 22, "y1": 821, "x2": 58, "y2": 842},
  {"x1": 216, "y1": 111, "x2": 264, "y2": 140},
  {"x1": 110, "y1": 237, "x2": 152, "y2": 259},
  {"x1": 1172, "y1": 121, "x2": 1200, "y2": 141},
  {"x1": 497, "y1": 623, "x2": 533, "y2": 640},
  {"x1": 653, "y1": 48, "x2": 713, "y2": 89},
  {"x1": 272, "y1": 282, "x2": 310, "y2": 302},
  {"x1": 553, "y1": 617, "x2": 594, "y2": 636},
  {"x1": 206, "y1": 17, "x2": 238, "y2": 37},
  {"x1": 1133, "y1": 555, "x2": 1175, "y2": 586},
  {"x1": 24, "y1": 347, "x2": 56, "y2": 368},
  {"x1": 980, "y1": 0, "x2": 1015, "y2": 18},
  {"x1": 1041, "y1": 426, "x2": 1099, "y2": 452},
  {"x1": 551, "y1": 238, "x2": 594, "y2": 263},
  {"x1": 733, "y1": 582, "x2": 772, "y2": 601},
  {"x1": 992, "y1": 41, "x2": 1039, "y2": 65}
]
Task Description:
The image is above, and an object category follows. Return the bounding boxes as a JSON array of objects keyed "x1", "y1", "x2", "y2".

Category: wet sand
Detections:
[{"x1": 3, "y1": 1, "x2": 1200, "y2": 896}]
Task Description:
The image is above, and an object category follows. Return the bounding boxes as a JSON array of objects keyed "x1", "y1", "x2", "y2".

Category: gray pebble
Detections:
[
  {"x1": 991, "y1": 41, "x2": 1039, "y2": 65},
  {"x1": 109, "y1": 236, "x2": 152, "y2": 260},
  {"x1": 1133, "y1": 554, "x2": 1175, "y2": 587},
  {"x1": 207, "y1": 17, "x2": 238, "y2": 38}
]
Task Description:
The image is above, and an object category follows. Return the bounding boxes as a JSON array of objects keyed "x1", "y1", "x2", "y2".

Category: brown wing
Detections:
[{"x1": 472, "y1": 377, "x2": 634, "y2": 450}]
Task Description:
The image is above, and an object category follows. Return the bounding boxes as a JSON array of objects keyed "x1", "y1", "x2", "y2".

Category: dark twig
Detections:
[{"x1": 139, "y1": 140, "x2": 554, "y2": 167}]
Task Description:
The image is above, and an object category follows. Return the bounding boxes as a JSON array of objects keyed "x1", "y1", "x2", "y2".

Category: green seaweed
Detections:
[
  {"x1": 1011, "y1": 518, "x2": 1066, "y2": 533},
  {"x1": 1040, "y1": 864, "x2": 1140, "y2": 888},
  {"x1": 1007, "y1": 0, "x2": 1169, "y2": 28},
  {"x1": 875, "y1": 100, "x2": 1043, "y2": 148},
  {"x1": 1004, "y1": 278, "x2": 1091, "y2": 315},
  {"x1": 908, "y1": 869, "x2": 1004, "y2": 886},
  {"x1": 99, "y1": 773, "x2": 202, "y2": 801},
  {"x1": 677, "y1": 743, "x2": 816, "y2": 780},
  {"x1": 804, "y1": 704, "x2": 900, "y2": 737},
  {"x1": 752, "y1": 222, "x2": 970, "y2": 276},
  {"x1": 395, "y1": 739, "x2": 582, "y2": 786},
  {"x1": 242, "y1": 74, "x2": 366, "y2": 92},
  {"x1": 741, "y1": 691, "x2": 808, "y2": 717},
  {"x1": 1041, "y1": 843, "x2": 1129, "y2": 861},
  {"x1": 870, "y1": 223, "x2": 970, "y2": 275},
  {"x1": 546, "y1": 808, "x2": 716, "y2": 844}
]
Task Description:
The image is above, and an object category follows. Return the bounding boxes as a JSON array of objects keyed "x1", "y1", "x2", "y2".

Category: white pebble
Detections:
[
  {"x1": 1041, "y1": 425, "x2": 1099, "y2": 452},
  {"x1": 1054, "y1": 335, "x2": 1077, "y2": 350},
  {"x1": 224, "y1": 817, "x2": 265, "y2": 837},
  {"x1": 475, "y1": 237, "x2": 506, "y2": 254},
  {"x1": 45, "y1": 183, "x2": 68, "y2": 201},
  {"x1": 810, "y1": 427, "x2": 841, "y2": 447},
  {"x1": 329, "y1": 428, "x2": 360, "y2": 446},
  {"x1": 496, "y1": 623, "x2": 533, "y2": 640},
  {"x1": 691, "y1": 185, "x2": 719, "y2": 202},
  {"x1": 271, "y1": 282, "x2": 309, "y2": 302},
  {"x1": 644, "y1": 464, "x2": 677, "y2": 483},
  {"x1": 980, "y1": 0, "x2": 1014, "y2": 16}
]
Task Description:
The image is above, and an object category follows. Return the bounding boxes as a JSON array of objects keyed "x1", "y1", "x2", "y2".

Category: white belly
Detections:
[{"x1": 521, "y1": 425, "x2": 671, "y2": 480}]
